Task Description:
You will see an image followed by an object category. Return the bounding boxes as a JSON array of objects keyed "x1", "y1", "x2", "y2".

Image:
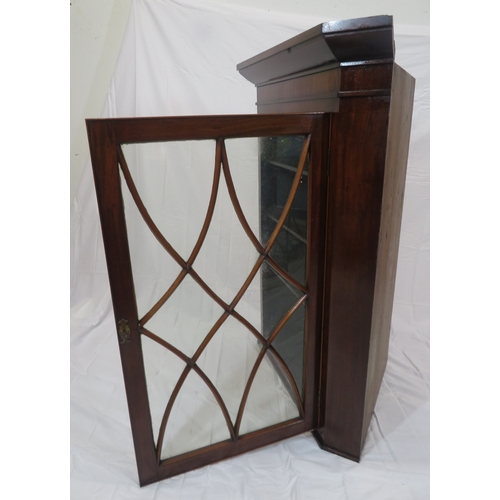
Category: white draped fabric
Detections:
[{"x1": 70, "y1": 1, "x2": 429, "y2": 498}]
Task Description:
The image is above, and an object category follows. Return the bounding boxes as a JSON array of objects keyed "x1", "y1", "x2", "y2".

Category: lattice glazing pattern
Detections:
[{"x1": 118, "y1": 136, "x2": 310, "y2": 462}]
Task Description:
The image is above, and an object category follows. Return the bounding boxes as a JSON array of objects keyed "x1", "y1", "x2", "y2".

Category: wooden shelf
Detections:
[
  {"x1": 268, "y1": 160, "x2": 309, "y2": 177},
  {"x1": 265, "y1": 206, "x2": 307, "y2": 244}
]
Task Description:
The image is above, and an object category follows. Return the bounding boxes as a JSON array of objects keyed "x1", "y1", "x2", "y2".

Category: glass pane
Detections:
[
  {"x1": 191, "y1": 151, "x2": 260, "y2": 306},
  {"x1": 121, "y1": 141, "x2": 216, "y2": 260},
  {"x1": 224, "y1": 137, "x2": 260, "y2": 240},
  {"x1": 119, "y1": 135, "x2": 309, "y2": 459},
  {"x1": 239, "y1": 350, "x2": 300, "y2": 436},
  {"x1": 143, "y1": 273, "x2": 225, "y2": 357},
  {"x1": 232, "y1": 266, "x2": 261, "y2": 336},
  {"x1": 119, "y1": 167, "x2": 181, "y2": 320},
  {"x1": 196, "y1": 315, "x2": 262, "y2": 424},
  {"x1": 259, "y1": 136, "x2": 307, "y2": 249},
  {"x1": 268, "y1": 156, "x2": 308, "y2": 285},
  {"x1": 271, "y1": 301, "x2": 306, "y2": 399},
  {"x1": 261, "y1": 261, "x2": 304, "y2": 339},
  {"x1": 141, "y1": 335, "x2": 186, "y2": 444},
  {"x1": 160, "y1": 369, "x2": 231, "y2": 460}
]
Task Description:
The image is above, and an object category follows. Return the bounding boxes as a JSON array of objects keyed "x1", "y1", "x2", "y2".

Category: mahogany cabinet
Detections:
[{"x1": 86, "y1": 15, "x2": 415, "y2": 486}]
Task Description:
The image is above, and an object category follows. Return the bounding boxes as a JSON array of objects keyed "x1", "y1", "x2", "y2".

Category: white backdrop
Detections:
[{"x1": 70, "y1": 1, "x2": 429, "y2": 498}]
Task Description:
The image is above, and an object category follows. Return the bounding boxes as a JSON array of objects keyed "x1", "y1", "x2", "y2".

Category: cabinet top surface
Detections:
[{"x1": 237, "y1": 15, "x2": 394, "y2": 86}]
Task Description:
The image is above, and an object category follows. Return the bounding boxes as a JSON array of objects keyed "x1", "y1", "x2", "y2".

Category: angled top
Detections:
[{"x1": 237, "y1": 15, "x2": 394, "y2": 85}]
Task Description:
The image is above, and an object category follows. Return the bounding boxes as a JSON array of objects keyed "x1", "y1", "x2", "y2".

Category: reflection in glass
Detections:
[
  {"x1": 259, "y1": 136, "x2": 308, "y2": 400},
  {"x1": 260, "y1": 261, "x2": 304, "y2": 339},
  {"x1": 271, "y1": 301, "x2": 306, "y2": 399},
  {"x1": 267, "y1": 166, "x2": 308, "y2": 286},
  {"x1": 260, "y1": 137, "x2": 307, "y2": 242}
]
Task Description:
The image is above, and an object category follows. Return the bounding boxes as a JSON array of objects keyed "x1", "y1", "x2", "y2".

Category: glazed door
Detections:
[{"x1": 86, "y1": 114, "x2": 329, "y2": 486}]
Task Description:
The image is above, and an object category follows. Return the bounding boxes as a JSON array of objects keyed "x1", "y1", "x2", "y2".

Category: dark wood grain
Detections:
[
  {"x1": 314, "y1": 65, "x2": 415, "y2": 460},
  {"x1": 87, "y1": 121, "x2": 158, "y2": 485},
  {"x1": 238, "y1": 17, "x2": 415, "y2": 463},
  {"x1": 86, "y1": 15, "x2": 415, "y2": 485},
  {"x1": 237, "y1": 15, "x2": 393, "y2": 85},
  {"x1": 87, "y1": 113, "x2": 327, "y2": 485},
  {"x1": 339, "y1": 62, "x2": 393, "y2": 95},
  {"x1": 318, "y1": 93, "x2": 391, "y2": 460},
  {"x1": 87, "y1": 114, "x2": 320, "y2": 145},
  {"x1": 361, "y1": 63, "x2": 415, "y2": 444},
  {"x1": 153, "y1": 417, "x2": 308, "y2": 485},
  {"x1": 256, "y1": 69, "x2": 340, "y2": 113}
]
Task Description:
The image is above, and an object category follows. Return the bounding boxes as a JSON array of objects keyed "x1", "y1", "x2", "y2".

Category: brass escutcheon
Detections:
[{"x1": 118, "y1": 319, "x2": 131, "y2": 344}]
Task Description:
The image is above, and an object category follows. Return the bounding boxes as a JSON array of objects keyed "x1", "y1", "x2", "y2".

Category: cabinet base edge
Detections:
[{"x1": 311, "y1": 430, "x2": 361, "y2": 462}]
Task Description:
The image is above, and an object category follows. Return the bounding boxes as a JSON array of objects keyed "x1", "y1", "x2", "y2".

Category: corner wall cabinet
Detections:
[{"x1": 87, "y1": 15, "x2": 415, "y2": 486}]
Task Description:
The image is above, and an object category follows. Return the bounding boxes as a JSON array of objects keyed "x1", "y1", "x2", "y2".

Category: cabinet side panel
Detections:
[
  {"x1": 318, "y1": 96, "x2": 390, "y2": 459},
  {"x1": 361, "y1": 64, "x2": 416, "y2": 442}
]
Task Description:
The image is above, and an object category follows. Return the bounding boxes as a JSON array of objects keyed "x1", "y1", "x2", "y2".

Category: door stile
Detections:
[
  {"x1": 87, "y1": 121, "x2": 159, "y2": 485},
  {"x1": 303, "y1": 113, "x2": 331, "y2": 430}
]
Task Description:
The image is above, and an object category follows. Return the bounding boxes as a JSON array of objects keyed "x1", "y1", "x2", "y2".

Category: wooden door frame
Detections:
[{"x1": 86, "y1": 113, "x2": 329, "y2": 485}]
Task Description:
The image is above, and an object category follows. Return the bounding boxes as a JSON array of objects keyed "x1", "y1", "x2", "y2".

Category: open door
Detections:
[{"x1": 86, "y1": 113, "x2": 329, "y2": 485}]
